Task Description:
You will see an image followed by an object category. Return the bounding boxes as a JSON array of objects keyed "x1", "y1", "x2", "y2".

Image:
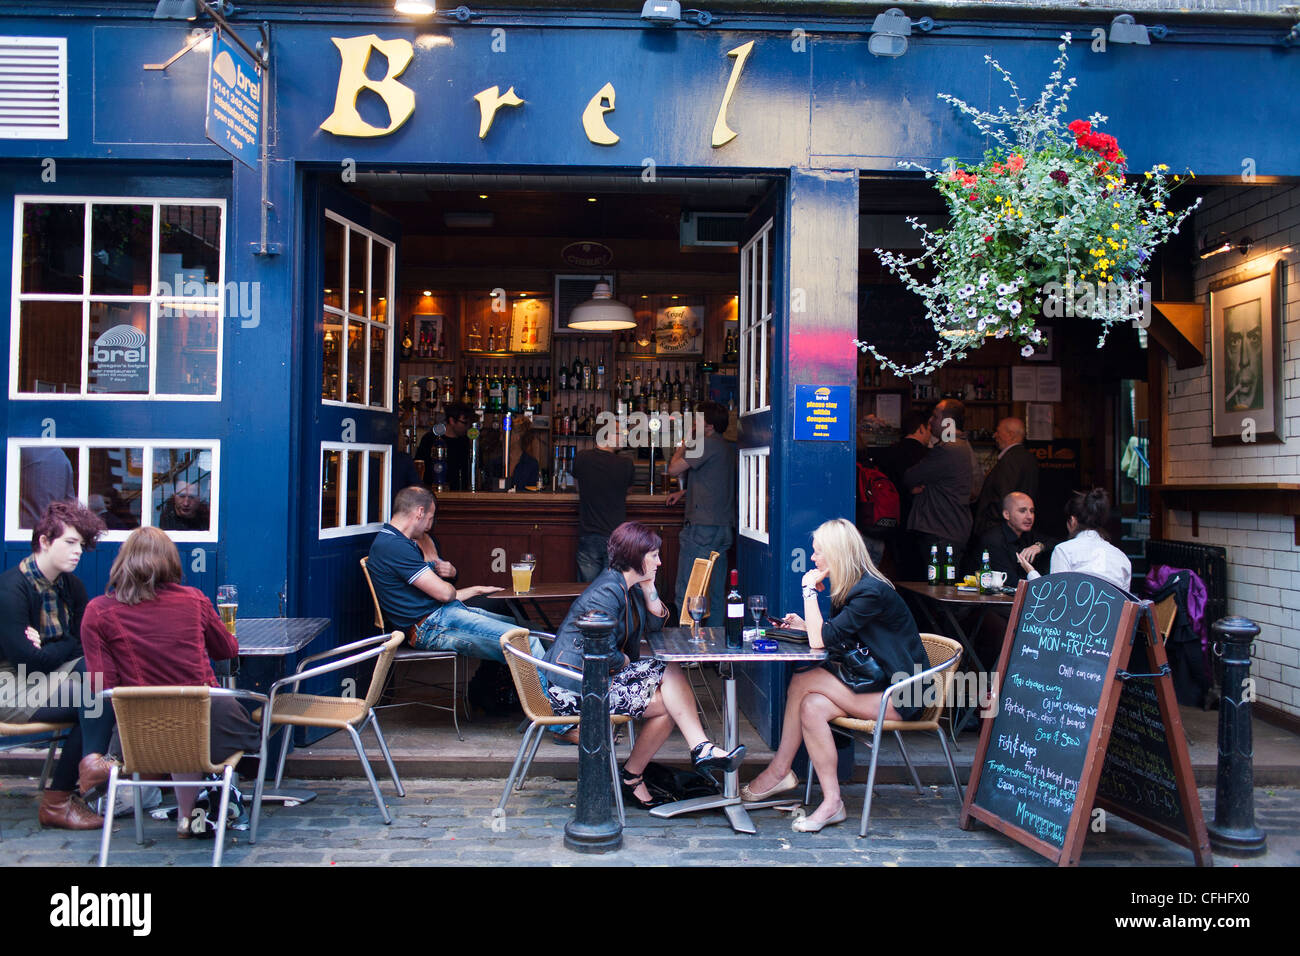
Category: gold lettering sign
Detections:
[
  {"x1": 582, "y1": 82, "x2": 620, "y2": 146},
  {"x1": 474, "y1": 85, "x2": 525, "y2": 139},
  {"x1": 712, "y1": 41, "x2": 754, "y2": 148},
  {"x1": 320, "y1": 35, "x2": 416, "y2": 137}
]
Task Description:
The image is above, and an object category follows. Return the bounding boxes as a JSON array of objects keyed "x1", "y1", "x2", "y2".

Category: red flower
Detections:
[
  {"x1": 969, "y1": 192, "x2": 978, "y2": 200},
  {"x1": 1007, "y1": 154, "x2": 1025, "y2": 174},
  {"x1": 1068, "y1": 119, "x2": 1091, "y2": 136},
  {"x1": 1049, "y1": 170, "x2": 1070, "y2": 184},
  {"x1": 984, "y1": 235, "x2": 994, "y2": 242}
]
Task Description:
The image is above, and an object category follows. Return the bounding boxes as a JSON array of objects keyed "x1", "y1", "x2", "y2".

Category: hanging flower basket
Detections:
[{"x1": 860, "y1": 35, "x2": 1200, "y2": 375}]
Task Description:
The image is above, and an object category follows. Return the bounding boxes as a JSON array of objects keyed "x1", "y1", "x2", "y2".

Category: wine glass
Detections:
[
  {"x1": 686, "y1": 595, "x2": 707, "y2": 643},
  {"x1": 747, "y1": 594, "x2": 767, "y2": 637}
]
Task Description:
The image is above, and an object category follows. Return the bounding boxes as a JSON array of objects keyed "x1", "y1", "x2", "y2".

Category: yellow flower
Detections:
[
  {"x1": 1154, "y1": 201, "x2": 1163, "y2": 210},
  {"x1": 1167, "y1": 211, "x2": 1174, "y2": 217},
  {"x1": 1144, "y1": 172, "x2": 1152, "y2": 180},
  {"x1": 1174, "y1": 175, "x2": 1180, "y2": 181},
  {"x1": 1113, "y1": 202, "x2": 1120, "y2": 209},
  {"x1": 1141, "y1": 219, "x2": 1148, "y2": 225},
  {"x1": 1158, "y1": 164, "x2": 1169, "y2": 171},
  {"x1": 1112, "y1": 223, "x2": 1121, "y2": 230}
]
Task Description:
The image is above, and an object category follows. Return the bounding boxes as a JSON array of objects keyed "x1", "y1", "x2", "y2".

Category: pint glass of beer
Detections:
[{"x1": 217, "y1": 584, "x2": 239, "y2": 637}]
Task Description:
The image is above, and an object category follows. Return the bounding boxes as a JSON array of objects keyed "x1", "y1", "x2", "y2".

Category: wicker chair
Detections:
[
  {"x1": 675, "y1": 550, "x2": 723, "y2": 730},
  {"x1": 360, "y1": 557, "x2": 464, "y2": 740},
  {"x1": 97, "y1": 686, "x2": 267, "y2": 867},
  {"x1": 804, "y1": 633, "x2": 965, "y2": 837},
  {"x1": 248, "y1": 632, "x2": 405, "y2": 844},
  {"x1": 498, "y1": 628, "x2": 629, "y2": 824}
]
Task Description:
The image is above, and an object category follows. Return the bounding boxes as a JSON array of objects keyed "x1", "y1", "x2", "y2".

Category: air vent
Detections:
[
  {"x1": 0, "y1": 36, "x2": 67, "y2": 140},
  {"x1": 680, "y1": 212, "x2": 744, "y2": 248}
]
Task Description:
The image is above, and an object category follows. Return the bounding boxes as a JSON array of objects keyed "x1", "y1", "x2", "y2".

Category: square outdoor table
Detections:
[
  {"x1": 647, "y1": 627, "x2": 826, "y2": 834},
  {"x1": 479, "y1": 583, "x2": 586, "y2": 631}
]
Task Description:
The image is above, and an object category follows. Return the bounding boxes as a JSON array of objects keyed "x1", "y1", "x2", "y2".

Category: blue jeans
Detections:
[
  {"x1": 674, "y1": 523, "x2": 732, "y2": 626},
  {"x1": 413, "y1": 602, "x2": 543, "y2": 661},
  {"x1": 576, "y1": 533, "x2": 609, "y2": 583}
]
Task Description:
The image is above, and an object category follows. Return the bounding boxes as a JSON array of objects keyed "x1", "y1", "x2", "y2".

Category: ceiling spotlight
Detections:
[
  {"x1": 394, "y1": 1, "x2": 436, "y2": 15},
  {"x1": 587, "y1": 197, "x2": 598, "y2": 203},
  {"x1": 869, "y1": 8, "x2": 912, "y2": 57},
  {"x1": 1109, "y1": 14, "x2": 1152, "y2": 45},
  {"x1": 1199, "y1": 234, "x2": 1253, "y2": 259}
]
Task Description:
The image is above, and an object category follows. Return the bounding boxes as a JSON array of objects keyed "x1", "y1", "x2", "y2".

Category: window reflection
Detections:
[
  {"x1": 17, "y1": 446, "x2": 79, "y2": 530},
  {"x1": 18, "y1": 301, "x2": 81, "y2": 393},
  {"x1": 90, "y1": 204, "x2": 153, "y2": 296},
  {"x1": 367, "y1": 451, "x2": 385, "y2": 524},
  {"x1": 88, "y1": 447, "x2": 143, "y2": 531},
  {"x1": 21, "y1": 203, "x2": 84, "y2": 295},
  {"x1": 323, "y1": 219, "x2": 343, "y2": 310},
  {"x1": 154, "y1": 447, "x2": 213, "y2": 532},
  {"x1": 158, "y1": 205, "x2": 221, "y2": 294},
  {"x1": 321, "y1": 449, "x2": 340, "y2": 528},
  {"x1": 157, "y1": 301, "x2": 218, "y2": 395}
]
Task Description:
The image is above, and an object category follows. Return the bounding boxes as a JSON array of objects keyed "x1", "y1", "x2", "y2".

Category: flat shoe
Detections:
[
  {"x1": 740, "y1": 770, "x2": 799, "y2": 803},
  {"x1": 791, "y1": 803, "x2": 847, "y2": 833}
]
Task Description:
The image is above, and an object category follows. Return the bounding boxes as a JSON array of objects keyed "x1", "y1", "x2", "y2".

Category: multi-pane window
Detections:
[
  {"x1": 321, "y1": 212, "x2": 393, "y2": 408},
  {"x1": 739, "y1": 218, "x2": 774, "y2": 415},
  {"x1": 6, "y1": 439, "x2": 219, "y2": 542},
  {"x1": 11, "y1": 198, "x2": 225, "y2": 399},
  {"x1": 319, "y1": 442, "x2": 390, "y2": 538},
  {"x1": 739, "y1": 445, "x2": 770, "y2": 543}
]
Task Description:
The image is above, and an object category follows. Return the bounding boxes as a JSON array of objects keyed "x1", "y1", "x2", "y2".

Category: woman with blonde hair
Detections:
[
  {"x1": 77, "y1": 527, "x2": 260, "y2": 837},
  {"x1": 740, "y1": 517, "x2": 928, "y2": 832}
]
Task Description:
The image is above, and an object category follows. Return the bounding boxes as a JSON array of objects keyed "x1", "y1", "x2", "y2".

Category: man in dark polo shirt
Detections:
[
  {"x1": 367, "y1": 486, "x2": 542, "y2": 661},
  {"x1": 571, "y1": 432, "x2": 635, "y2": 582}
]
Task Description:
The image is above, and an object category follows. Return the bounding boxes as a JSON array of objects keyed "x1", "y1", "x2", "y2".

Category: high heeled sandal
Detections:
[
  {"x1": 620, "y1": 768, "x2": 666, "y2": 810},
  {"x1": 690, "y1": 740, "x2": 747, "y2": 774}
]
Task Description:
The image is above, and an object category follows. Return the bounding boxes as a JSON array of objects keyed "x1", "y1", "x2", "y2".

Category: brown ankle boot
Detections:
[
  {"x1": 38, "y1": 789, "x2": 103, "y2": 830},
  {"x1": 78, "y1": 753, "x2": 120, "y2": 797}
]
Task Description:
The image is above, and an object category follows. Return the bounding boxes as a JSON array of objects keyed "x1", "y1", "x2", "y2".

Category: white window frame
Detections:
[
  {"x1": 739, "y1": 218, "x2": 773, "y2": 416},
  {"x1": 318, "y1": 441, "x2": 391, "y2": 539},
  {"x1": 9, "y1": 195, "x2": 226, "y2": 401},
  {"x1": 738, "y1": 445, "x2": 770, "y2": 543},
  {"x1": 320, "y1": 210, "x2": 394, "y2": 412},
  {"x1": 5, "y1": 437, "x2": 220, "y2": 543}
]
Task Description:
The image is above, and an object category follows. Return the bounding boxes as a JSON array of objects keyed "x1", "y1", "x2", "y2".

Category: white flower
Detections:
[
  {"x1": 958, "y1": 283, "x2": 975, "y2": 299},
  {"x1": 996, "y1": 283, "x2": 1011, "y2": 296},
  {"x1": 1009, "y1": 301, "x2": 1023, "y2": 316},
  {"x1": 977, "y1": 318, "x2": 988, "y2": 331},
  {"x1": 1028, "y1": 327, "x2": 1041, "y2": 342},
  {"x1": 996, "y1": 298, "x2": 1008, "y2": 311},
  {"x1": 966, "y1": 306, "x2": 977, "y2": 318},
  {"x1": 978, "y1": 274, "x2": 990, "y2": 289},
  {"x1": 1022, "y1": 345, "x2": 1035, "y2": 358}
]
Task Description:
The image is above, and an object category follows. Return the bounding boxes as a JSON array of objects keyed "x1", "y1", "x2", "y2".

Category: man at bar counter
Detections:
[
  {"x1": 572, "y1": 429, "x2": 635, "y2": 582},
  {"x1": 417, "y1": 402, "x2": 474, "y2": 492},
  {"x1": 901, "y1": 398, "x2": 976, "y2": 580},
  {"x1": 367, "y1": 486, "x2": 543, "y2": 660},
  {"x1": 666, "y1": 400, "x2": 735, "y2": 624},
  {"x1": 970, "y1": 416, "x2": 1039, "y2": 552}
]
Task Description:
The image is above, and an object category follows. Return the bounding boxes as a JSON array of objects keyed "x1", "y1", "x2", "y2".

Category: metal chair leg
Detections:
[
  {"x1": 937, "y1": 729, "x2": 965, "y2": 807},
  {"x1": 894, "y1": 731, "x2": 924, "y2": 794},
  {"x1": 347, "y1": 724, "x2": 391, "y2": 824},
  {"x1": 515, "y1": 726, "x2": 545, "y2": 793},
  {"x1": 859, "y1": 723, "x2": 887, "y2": 838},
  {"x1": 368, "y1": 713, "x2": 405, "y2": 797},
  {"x1": 212, "y1": 766, "x2": 233, "y2": 868},
  {"x1": 498, "y1": 723, "x2": 538, "y2": 813},
  {"x1": 609, "y1": 721, "x2": 625, "y2": 827},
  {"x1": 249, "y1": 724, "x2": 271, "y2": 845},
  {"x1": 38, "y1": 736, "x2": 60, "y2": 792},
  {"x1": 272, "y1": 723, "x2": 293, "y2": 790},
  {"x1": 98, "y1": 766, "x2": 120, "y2": 867},
  {"x1": 132, "y1": 774, "x2": 145, "y2": 845}
]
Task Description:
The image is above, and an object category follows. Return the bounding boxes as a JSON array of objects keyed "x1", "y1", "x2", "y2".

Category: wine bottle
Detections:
[
  {"x1": 979, "y1": 550, "x2": 994, "y2": 594},
  {"x1": 944, "y1": 545, "x2": 957, "y2": 585},
  {"x1": 927, "y1": 545, "x2": 940, "y2": 586},
  {"x1": 725, "y1": 569, "x2": 743, "y2": 649}
]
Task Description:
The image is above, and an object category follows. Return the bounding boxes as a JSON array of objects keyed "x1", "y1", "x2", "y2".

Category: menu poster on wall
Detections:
[
  {"x1": 1013, "y1": 366, "x2": 1062, "y2": 402},
  {"x1": 509, "y1": 298, "x2": 552, "y2": 353},
  {"x1": 875, "y1": 392, "x2": 902, "y2": 428}
]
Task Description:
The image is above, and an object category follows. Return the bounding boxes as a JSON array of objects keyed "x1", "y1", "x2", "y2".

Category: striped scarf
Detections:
[{"x1": 19, "y1": 554, "x2": 68, "y2": 644}]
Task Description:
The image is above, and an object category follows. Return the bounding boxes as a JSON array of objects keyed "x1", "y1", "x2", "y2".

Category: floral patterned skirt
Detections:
[{"x1": 546, "y1": 658, "x2": 667, "y2": 719}]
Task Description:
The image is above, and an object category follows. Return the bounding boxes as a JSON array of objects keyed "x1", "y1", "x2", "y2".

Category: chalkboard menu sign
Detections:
[{"x1": 960, "y1": 572, "x2": 1210, "y2": 866}]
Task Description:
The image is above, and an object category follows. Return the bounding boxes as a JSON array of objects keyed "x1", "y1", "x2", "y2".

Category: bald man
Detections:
[
  {"x1": 978, "y1": 491, "x2": 1051, "y2": 588},
  {"x1": 971, "y1": 416, "x2": 1039, "y2": 544}
]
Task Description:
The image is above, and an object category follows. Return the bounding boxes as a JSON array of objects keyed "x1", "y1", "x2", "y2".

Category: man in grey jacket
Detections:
[{"x1": 902, "y1": 399, "x2": 974, "y2": 580}]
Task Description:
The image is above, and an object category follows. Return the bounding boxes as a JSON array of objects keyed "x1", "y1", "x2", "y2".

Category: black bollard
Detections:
[
  {"x1": 564, "y1": 609, "x2": 623, "y2": 853},
  {"x1": 1205, "y1": 616, "x2": 1267, "y2": 855}
]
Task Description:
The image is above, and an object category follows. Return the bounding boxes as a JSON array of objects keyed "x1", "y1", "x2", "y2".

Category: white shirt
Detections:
[{"x1": 1026, "y1": 530, "x2": 1132, "y2": 592}]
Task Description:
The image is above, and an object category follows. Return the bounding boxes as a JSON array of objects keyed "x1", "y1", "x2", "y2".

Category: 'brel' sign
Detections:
[{"x1": 206, "y1": 29, "x2": 261, "y2": 169}]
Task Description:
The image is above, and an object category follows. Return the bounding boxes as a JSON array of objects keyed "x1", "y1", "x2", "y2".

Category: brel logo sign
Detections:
[{"x1": 92, "y1": 325, "x2": 146, "y2": 365}]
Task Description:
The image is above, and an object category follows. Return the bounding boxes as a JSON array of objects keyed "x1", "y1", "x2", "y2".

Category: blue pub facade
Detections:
[{"x1": 2, "y1": 0, "x2": 1297, "y2": 737}]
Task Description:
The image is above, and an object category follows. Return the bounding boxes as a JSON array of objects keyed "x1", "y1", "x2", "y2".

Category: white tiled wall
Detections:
[{"x1": 1164, "y1": 183, "x2": 1300, "y2": 717}]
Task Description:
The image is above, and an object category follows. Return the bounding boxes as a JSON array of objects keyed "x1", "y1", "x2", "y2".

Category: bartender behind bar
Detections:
[{"x1": 418, "y1": 402, "x2": 475, "y2": 491}]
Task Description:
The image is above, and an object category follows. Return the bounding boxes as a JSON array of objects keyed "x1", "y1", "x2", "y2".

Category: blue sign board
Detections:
[
  {"x1": 794, "y1": 384, "x2": 851, "y2": 441},
  {"x1": 205, "y1": 30, "x2": 261, "y2": 169}
]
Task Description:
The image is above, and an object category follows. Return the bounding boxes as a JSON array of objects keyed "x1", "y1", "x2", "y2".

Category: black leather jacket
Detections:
[{"x1": 543, "y1": 568, "x2": 666, "y2": 694}]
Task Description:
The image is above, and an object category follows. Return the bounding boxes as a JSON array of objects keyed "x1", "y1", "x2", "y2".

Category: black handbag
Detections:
[{"x1": 830, "y1": 645, "x2": 889, "y2": 693}]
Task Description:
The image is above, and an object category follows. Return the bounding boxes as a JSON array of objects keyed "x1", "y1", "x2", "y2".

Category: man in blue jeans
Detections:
[
  {"x1": 367, "y1": 486, "x2": 543, "y2": 660},
  {"x1": 667, "y1": 401, "x2": 736, "y2": 624}
]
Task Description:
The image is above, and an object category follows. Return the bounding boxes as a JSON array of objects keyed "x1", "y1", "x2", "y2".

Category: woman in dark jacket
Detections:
[
  {"x1": 0, "y1": 499, "x2": 109, "y2": 830},
  {"x1": 740, "y1": 518, "x2": 928, "y2": 832},
  {"x1": 543, "y1": 521, "x2": 743, "y2": 808}
]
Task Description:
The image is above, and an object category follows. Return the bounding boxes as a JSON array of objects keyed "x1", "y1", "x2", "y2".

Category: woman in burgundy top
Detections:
[{"x1": 80, "y1": 527, "x2": 260, "y2": 836}]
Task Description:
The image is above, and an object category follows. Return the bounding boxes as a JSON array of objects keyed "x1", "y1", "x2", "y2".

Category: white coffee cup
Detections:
[{"x1": 991, "y1": 571, "x2": 1008, "y2": 588}]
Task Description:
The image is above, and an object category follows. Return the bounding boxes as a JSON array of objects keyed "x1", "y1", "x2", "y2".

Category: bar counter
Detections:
[{"x1": 433, "y1": 492, "x2": 687, "y2": 605}]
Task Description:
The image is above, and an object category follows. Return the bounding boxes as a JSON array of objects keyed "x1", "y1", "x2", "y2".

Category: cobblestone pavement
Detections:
[{"x1": 3, "y1": 776, "x2": 1296, "y2": 866}]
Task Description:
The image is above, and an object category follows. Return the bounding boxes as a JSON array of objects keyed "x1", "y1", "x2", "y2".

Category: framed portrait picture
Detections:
[
  {"x1": 509, "y1": 297, "x2": 552, "y2": 353},
  {"x1": 654, "y1": 299, "x2": 703, "y2": 355},
  {"x1": 1210, "y1": 260, "x2": 1286, "y2": 445}
]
